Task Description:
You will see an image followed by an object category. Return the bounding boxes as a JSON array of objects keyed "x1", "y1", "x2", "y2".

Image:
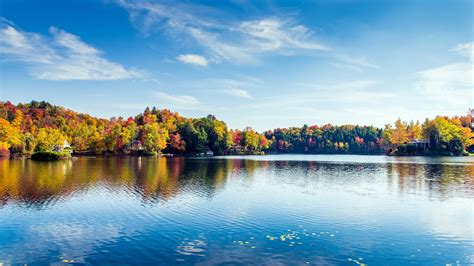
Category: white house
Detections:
[{"x1": 53, "y1": 140, "x2": 73, "y2": 153}]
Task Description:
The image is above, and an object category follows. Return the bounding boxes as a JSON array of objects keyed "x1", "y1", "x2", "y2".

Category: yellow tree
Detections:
[
  {"x1": 243, "y1": 127, "x2": 259, "y2": 151},
  {"x1": 391, "y1": 118, "x2": 408, "y2": 145},
  {"x1": 72, "y1": 122, "x2": 90, "y2": 151},
  {"x1": 35, "y1": 128, "x2": 65, "y2": 152},
  {"x1": 407, "y1": 120, "x2": 422, "y2": 140},
  {"x1": 0, "y1": 118, "x2": 11, "y2": 155},
  {"x1": 142, "y1": 122, "x2": 169, "y2": 153},
  {"x1": 0, "y1": 118, "x2": 21, "y2": 148},
  {"x1": 382, "y1": 124, "x2": 394, "y2": 145}
]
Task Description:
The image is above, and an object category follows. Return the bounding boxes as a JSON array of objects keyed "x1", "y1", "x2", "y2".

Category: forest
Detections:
[{"x1": 0, "y1": 101, "x2": 472, "y2": 157}]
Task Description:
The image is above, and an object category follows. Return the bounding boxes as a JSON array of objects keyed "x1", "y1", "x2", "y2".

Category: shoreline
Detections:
[{"x1": 3, "y1": 152, "x2": 472, "y2": 160}]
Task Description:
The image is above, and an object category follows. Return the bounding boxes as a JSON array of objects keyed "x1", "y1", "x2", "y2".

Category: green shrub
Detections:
[{"x1": 31, "y1": 151, "x2": 71, "y2": 161}]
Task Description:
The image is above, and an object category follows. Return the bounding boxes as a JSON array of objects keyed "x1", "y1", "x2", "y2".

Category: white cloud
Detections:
[
  {"x1": 153, "y1": 91, "x2": 200, "y2": 109},
  {"x1": 450, "y1": 41, "x2": 474, "y2": 60},
  {"x1": 195, "y1": 77, "x2": 258, "y2": 99},
  {"x1": 116, "y1": 1, "x2": 384, "y2": 70},
  {"x1": 417, "y1": 63, "x2": 471, "y2": 89},
  {"x1": 0, "y1": 20, "x2": 143, "y2": 80},
  {"x1": 117, "y1": 0, "x2": 328, "y2": 64},
  {"x1": 0, "y1": 24, "x2": 56, "y2": 64},
  {"x1": 176, "y1": 54, "x2": 208, "y2": 66},
  {"x1": 235, "y1": 79, "x2": 402, "y2": 128},
  {"x1": 186, "y1": 27, "x2": 257, "y2": 64},
  {"x1": 331, "y1": 54, "x2": 379, "y2": 72},
  {"x1": 245, "y1": 79, "x2": 388, "y2": 109},
  {"x1": 415, "y1": 63, "x2": 472, "y2": 107},
  {"x1": 414, "y1": 42, "x2": 473, "y2": 109},
  {"x1": 221, "y1": 88, "x2": 252, "y2": 99},
  {"x1": 332, "y1": 79, "x2": 378, "y2": 90},
  {"x1": 238, "y1": 19, "x2": 327, "y2": 51},
  {"x1": 2, "y1": 24, "x2": 30, "y2": 49}
]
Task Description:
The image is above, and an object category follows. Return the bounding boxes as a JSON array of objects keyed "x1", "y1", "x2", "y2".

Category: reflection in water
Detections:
[
  {"x1": 0, "y1": 156, "x2": 473, "y2": 265},
  {"x1": 1, "y1": 157, "x2": 473, "y2": 208},
  {"x1": 386, "y1": 161, "x2": 474, "y2": 200},
  {"x1": 0, "y1": 157, "x2": 268, "y2": 208}
]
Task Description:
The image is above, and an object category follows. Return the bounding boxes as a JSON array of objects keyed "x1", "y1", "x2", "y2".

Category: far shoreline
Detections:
[{"x1": 5, "y1": 152, "x2": 473, "y2": 162}]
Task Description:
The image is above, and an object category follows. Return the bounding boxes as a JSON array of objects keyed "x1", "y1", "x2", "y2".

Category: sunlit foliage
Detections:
[{"x1": 0, "y1": 101, "x2": 471, "y2": 156}]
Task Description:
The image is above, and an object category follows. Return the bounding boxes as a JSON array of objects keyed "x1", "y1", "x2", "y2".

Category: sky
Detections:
[{"x1": 0, "y1": 0, "x2": 472, "y2": 131}]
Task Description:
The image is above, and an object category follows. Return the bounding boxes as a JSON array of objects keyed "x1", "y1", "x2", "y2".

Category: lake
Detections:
[{"x1": 0, "y1": 155, "x2": 473, "y2": 265}]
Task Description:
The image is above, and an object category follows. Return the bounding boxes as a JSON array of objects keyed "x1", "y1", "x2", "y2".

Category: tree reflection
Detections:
[
  {"x1": 0, "y1": 157, "x2": 473, "y2": 208},
  {"x1": 0, "y1": 157, "x2": 262, "y2": 208},
  {"x1": 386, "y1": 161, "x2": 474, "y2": 199}
]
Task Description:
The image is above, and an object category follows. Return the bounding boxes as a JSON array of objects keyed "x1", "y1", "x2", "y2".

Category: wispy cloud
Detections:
[
  {"x1": 0, "y1": 19, "x2": 143, "y2": 80},
  {"x1": 450, "y1": 41, "x2": 474, "y2": 60},
  {"x1": 117, "y1": 0, "x2": 328, "y2": 64},
  {"x1": 153, "y1": 91, "x2": 201, "y2": 109},
  {"x1": 186, "y1": 27, "x2": 257, "y2": 64},
  {"x1": 415, "y1": 63, "x2": 472, "y2": 107},
  {"x1": 331, "y1": 54, "x2": 379, "y2": 72},
  {"x1": 245, "y1": 79, "x2": 389, "y2": 110},
  {"x1": 221, "y1": 88, "x2": 252, "y2": 99},
  {"x1": 196, "y1": 77, "x2": 259, "y2": 99},
  {"x1": 203, "y1": 77, "x2": 262, "y2": 87},
  {"x1": 238, "y1": 19, "x2": 327, "y2": 51},
  {"x1": 414, "y1": 41, "x2": 473, "y2": 109},
  {"x1": 176, "y1": 54, "x2": 208, "y2": 66},
  {"x1": 232, "y1": 79, "x2": 400, "y2": 128}
]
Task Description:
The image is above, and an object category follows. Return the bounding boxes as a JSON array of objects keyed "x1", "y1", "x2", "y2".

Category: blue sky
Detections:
[{"x1": 0, "y1": 0, "x2": 472, "y2": 131}]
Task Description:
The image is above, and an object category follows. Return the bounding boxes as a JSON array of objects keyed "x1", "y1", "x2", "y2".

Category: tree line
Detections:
[{"x1": 0, "y1": 101, "x2": 472, "y2": 157}]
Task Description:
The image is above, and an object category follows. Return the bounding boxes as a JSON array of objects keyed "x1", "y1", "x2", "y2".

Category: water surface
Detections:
[{"x1": 0, "y1": 155, "x2": 473, "y2": 265}]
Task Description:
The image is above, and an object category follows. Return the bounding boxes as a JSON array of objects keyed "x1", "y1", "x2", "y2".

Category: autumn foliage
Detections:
[{"x1": 0, "y1": 101, "x2": 472, "y2": 157}]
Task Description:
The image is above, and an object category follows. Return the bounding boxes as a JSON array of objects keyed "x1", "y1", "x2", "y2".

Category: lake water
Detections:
[{"x1": 0, "y1": 155, "x2": 473, "y2": 265}]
